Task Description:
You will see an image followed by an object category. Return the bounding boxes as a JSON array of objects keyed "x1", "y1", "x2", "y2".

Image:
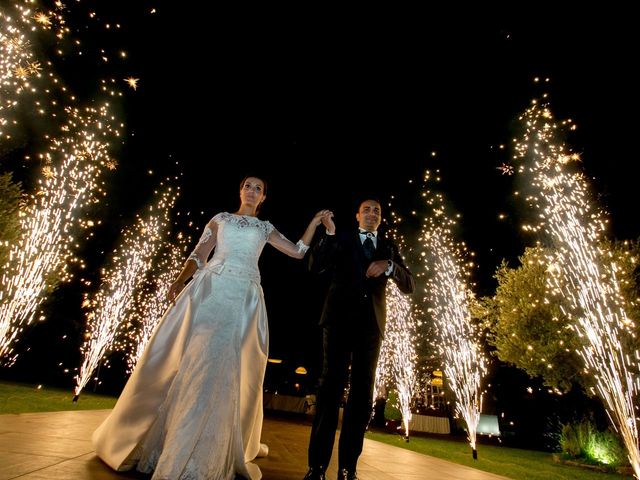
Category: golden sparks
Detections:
[
  {"x1": 497, "y1": 163, "x2": 514, "y2": 175},
  {"x1": 1, "y1": 105, "x2": 120, "y2": 364},
  {"x1": 74, "y1": 185, "x2": 180, "y2": 397},
  {"x1": 515, "y1": 100, "x2": 640, "y2": 477},
  {"x1": 27, "y1": 61, "x2": 41, "y2": 74},
  {"x1": 13, "y1": 65, "x2": 29, "y2": 78},
  {"x1": 33, "y1": 12, "x2": 52, "y2": 27},
  {"x1": 378, "y1": 282, "x2": 417, "y2": 438},
  {"x1": 41, "y1": 165, "x2": 54, "y2": 178},
  {"x1": 124, "y1": 77, "x2": 139, "y2": 90},
  {"x1": 419, "y1": 169, "x2": 486, "y2": 456}
]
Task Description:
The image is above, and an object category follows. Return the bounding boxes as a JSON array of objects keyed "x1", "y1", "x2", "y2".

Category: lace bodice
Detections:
[{"x1": 187, "y1": 212, "x2": 308, "y2": 271}]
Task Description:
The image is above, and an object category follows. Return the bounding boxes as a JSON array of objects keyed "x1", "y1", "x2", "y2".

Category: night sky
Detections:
[{"x1": 2, "y1": 4, "x2": 639, "y2": 397}]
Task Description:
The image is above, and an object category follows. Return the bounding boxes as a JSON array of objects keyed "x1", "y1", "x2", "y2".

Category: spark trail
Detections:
[
  {"x1": 123, "y1": 233, "x2": 189, "y2": 373},
  {"x1": 420, "y1": 170, "x2": 486, "y2": 459},
  {"x1": 374, "y1": 204, "x2": 418, "y2": 439},
  {"x1": 0, "y1": 105, "x2": 118, "y2": 364},
  {"x1": 73, "y1": 185, "x2": 177, "y2": 399},
  {"x1": 377, "y1": 281, "x2": 417, "y2": 439},
  {"x1": 515, "y1": 100, "x2": 640, "y2": 476}
]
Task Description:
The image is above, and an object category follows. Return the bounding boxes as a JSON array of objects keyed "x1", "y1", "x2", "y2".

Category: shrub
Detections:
[
  {"x1": 383, "y1": 389, "x2": 402, "y2": 421},
  {"x1": 559, "y1": 420, "x2": 627, "y2": 466}
]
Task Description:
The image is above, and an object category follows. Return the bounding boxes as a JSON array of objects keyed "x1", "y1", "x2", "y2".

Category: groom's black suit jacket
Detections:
[{"x1": 309, "y1": 229, "x2": 415, "y2": 335}]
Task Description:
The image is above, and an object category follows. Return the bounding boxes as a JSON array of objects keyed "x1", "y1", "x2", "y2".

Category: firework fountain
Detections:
[
  {"x1": 1, "y1": 0, "x2": 142, "y2": 364},
  {"x1": 420, "y1": 169, "x2": 486, "y2": 459},
  {"x1": 375, "y1": 280, "x2": 417, "y2": 440},
  {"x1": 373, "y1": 202, "x2": 419, "y2": 439},
  {"x1": 0, "y1": 105, "x2": 119, "y2": 364},
  {"x1": 122, "y1": 232, "x2": 189, "y2": 373},
  {"x1": 73, "y1": 184, "x2": 178, "y2": 400},
  {"x1": 515, "y1": 99, "x2": 640, "y2": 476},
  {"x1": 1, "y1": 0, "x2": 160, "y2": 365}
]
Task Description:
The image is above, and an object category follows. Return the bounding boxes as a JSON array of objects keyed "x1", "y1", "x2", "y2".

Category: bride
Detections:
[{"x1": 93, "y1": 174, "x2": 331, "y2": 479}]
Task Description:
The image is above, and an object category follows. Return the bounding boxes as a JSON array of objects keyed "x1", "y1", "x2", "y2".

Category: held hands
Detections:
[
  {"x1": 366, "y1": 260, "x2": 389, "y2": 278},
  {"x1": 313, "y1": 209, "x2": 335, "y2": 232},
  {"x1": 314, "y1": 209, "x2": 335, "y2": 234}
]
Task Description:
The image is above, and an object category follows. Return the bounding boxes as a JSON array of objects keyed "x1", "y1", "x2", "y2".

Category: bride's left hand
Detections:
[{"x1": 312, "y1": 209, "x2": 333, "y2": 226}]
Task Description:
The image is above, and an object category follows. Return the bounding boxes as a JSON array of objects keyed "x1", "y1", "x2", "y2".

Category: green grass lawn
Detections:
[
  {"x1": 0, "y1": 380, "x2": 117, "y2": 414},
  {"x1": 0, "y1": 380, "x2": 633, "y2": 479},
  {"x1": 365, "y1": 430, "x2": 633, "y2": 480}
]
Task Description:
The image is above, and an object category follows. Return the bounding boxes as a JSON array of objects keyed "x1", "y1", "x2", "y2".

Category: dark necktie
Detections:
[{"x1": 362, "y1": 233, "x2": 375, "y2": 260}]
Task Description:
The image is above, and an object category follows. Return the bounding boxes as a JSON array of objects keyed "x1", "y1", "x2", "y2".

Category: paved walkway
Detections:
[{"x1": 0, "y1": 410, "x2": 510, "y2": 479}]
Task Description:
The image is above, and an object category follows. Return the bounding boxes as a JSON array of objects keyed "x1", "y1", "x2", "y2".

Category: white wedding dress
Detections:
[{"x1": 92, "y1": 212, "x2": 308, "y2": 480}]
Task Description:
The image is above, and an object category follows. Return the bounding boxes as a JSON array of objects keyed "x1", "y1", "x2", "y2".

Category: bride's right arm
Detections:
[{"x1": 167, "y1": 218, "x2": 219, "y2": 302}]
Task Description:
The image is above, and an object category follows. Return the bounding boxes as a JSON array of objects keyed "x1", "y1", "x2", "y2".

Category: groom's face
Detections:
[{"x1": 356, "y1": 200, "x2": 382, "y2": 232}]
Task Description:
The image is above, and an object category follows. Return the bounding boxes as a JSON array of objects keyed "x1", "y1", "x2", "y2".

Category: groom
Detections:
[{"x1": 304, "y1": 197, "x2": 415, "y2": 480}]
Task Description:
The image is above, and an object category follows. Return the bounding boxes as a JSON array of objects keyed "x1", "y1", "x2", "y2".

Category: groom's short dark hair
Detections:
[{"x1": 355, "y1": 195, "x2": 383, "y2": 210}]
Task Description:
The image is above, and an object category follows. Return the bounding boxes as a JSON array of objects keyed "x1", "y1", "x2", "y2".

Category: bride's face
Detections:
[{"x1": 240, "y1": 177, "x2": 266, "y2": 207}]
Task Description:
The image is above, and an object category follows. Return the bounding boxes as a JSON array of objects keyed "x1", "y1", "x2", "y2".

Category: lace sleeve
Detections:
[
  {"x1": 187, "y1": 216, "x2": 219, "y2": 268},
  {"x1": 267, "y1": 226, "x2": 309, "y2": 259}
]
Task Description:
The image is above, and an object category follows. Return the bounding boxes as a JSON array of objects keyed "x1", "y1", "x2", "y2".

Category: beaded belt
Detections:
[{"x1": 202, "y1": 261, "x2": 261, "y2": 283}]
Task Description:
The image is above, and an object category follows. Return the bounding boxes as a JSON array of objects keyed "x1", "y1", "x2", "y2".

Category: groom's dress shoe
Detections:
[
  {"x1": 337, "y1": 469, "x2": 358, "y2": 480},
  {"x1": 303, "y1": 466, "x2": 326, "y2": 480}
]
